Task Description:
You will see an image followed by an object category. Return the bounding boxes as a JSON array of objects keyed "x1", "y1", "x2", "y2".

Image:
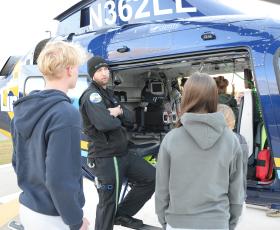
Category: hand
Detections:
[
  {"x1": 231, "y1": 84, "x2": 235, "y2": 96},
  {"x1": 108, "y1": 105, "x2": 123, "y2": 117},
  {"x1": 79, "y1": 217, "x2": 90, "y2": 230}
]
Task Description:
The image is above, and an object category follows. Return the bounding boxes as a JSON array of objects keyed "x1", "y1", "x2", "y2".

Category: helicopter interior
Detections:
[{"x1": 108, "y1": 50, "x2": 275, "y2": 183}]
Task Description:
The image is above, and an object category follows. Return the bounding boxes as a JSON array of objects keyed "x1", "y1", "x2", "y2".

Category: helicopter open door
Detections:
[{"x1": 238, "y1": 89, "x2": 254, "y2": 158}]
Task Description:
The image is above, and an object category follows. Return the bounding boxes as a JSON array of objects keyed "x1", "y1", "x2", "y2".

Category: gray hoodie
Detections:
[{"x1": 155, "y1": 112, "x2": 244, "y2": 230}]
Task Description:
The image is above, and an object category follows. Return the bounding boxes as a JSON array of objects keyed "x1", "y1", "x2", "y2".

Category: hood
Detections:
[
  {"x1": 13, "y1": 90, "x2": 71, "y2": 139},
  {"x1": 180, "y1": 112, "x2": 226, "y2": 150}
]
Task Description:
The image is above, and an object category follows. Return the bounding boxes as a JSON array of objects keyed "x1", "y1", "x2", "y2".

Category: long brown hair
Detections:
[
  {"x1": 176, "y1": 72, "x2": 218, "y2": 127},
  {"x1": 214, "y1": 75, "x2": 229, "y2": 94}
]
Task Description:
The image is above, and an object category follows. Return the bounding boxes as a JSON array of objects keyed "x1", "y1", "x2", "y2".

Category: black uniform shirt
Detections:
[{"x1": 79, "y1": 81, "x2": 133, "y2": 159}]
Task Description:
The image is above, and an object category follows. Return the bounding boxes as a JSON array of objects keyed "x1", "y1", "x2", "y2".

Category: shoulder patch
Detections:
[{"x1": 89, "y1": 93, "x2": 102, "y2": 103}]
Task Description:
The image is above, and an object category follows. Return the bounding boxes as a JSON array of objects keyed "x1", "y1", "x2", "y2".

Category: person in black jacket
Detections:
[
  {"x1": 79, "y1": 56, "x2": 155, "y2": 230},
  {"x1": 11, "y1": 41, "x2": 89, "y2": 230}
]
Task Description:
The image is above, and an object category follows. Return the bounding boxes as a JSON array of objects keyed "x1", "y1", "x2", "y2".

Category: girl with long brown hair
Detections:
[
  {"x1": 155, "y1": 72, "x2": 244, "y2": 230},
  {"x1": 176, "y1": 72, "x2": 218, "y2": 127}
]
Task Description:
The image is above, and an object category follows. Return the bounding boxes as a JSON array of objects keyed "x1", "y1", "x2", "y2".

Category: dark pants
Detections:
[{"x1": 90, "y1": 153, "x2": 155, "y2": 230}]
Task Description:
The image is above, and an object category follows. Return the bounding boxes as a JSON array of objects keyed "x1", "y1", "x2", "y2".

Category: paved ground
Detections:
[
  {"x1": 1, "y1": 164, "x2": 280, "y2": 230},
  {"x1": 0, "y1": 164, "x2": 19, "y2": 198},
  {"x1": 83, "y1": 179, "x2": 280, "y2": 230}
]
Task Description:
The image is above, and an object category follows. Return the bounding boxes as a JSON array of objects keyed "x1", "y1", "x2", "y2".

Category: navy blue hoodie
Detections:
[{"x1": 11, "y1": 90, "x2": 85, "y2": 230}]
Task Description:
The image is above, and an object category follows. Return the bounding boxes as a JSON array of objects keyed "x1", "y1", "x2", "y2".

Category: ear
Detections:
[
  {"x1": 91, "y1": 74, "x2": 95, "y2": 82},
  {"x1": 66, "y1": 66, "x2": 73, "y2": 77}
]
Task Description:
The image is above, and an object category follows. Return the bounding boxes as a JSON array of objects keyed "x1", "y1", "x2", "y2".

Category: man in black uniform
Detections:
[{"x1": 79, "y1": 56, "x2": 155, "y2": 230}]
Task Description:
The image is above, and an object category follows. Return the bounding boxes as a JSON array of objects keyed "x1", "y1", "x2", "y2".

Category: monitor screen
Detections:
[{"x1": 151, "y1": 82, "x2": 164, "y2": 95}]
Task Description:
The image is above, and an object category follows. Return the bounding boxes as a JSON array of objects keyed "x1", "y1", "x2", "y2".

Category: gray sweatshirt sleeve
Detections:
[
  {"x1": 155, "y1": 137, "x2": 170, "y2": 228},
  {"x1": 234, "y1": 133, "x2": 249, "y2": 198},
  {"x1": 228, "y1": 144, "x2": 244, "y2": 230},
  {"x1": 239, "y1": 136, "x2": 249, "y2": 198}
]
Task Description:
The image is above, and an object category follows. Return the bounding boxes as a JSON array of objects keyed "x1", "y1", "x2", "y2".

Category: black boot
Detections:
[{"x1": 114, "y1": 215, "x2": 144, "y2": 228}]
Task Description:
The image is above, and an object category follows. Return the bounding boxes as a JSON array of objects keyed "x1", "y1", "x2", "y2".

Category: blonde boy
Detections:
[{"x1": 11, "y1": 41, "x2": 89, "y2": 230}]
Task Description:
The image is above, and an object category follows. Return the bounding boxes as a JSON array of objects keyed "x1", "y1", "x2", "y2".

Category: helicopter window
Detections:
[
  {"x1": 57, "y1": 11, "x2": 81, "y2": 36},
  {"x1": 80, "y1": 7, "x2": 90, "y2": 28},
  {"x1": 0, "y1": 56, "x2": 20, "y2": 78}
]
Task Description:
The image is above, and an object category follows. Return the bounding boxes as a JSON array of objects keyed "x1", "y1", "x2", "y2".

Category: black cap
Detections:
[{"x1": 87, "y1": 56, "x2": 109, "y2": 78}]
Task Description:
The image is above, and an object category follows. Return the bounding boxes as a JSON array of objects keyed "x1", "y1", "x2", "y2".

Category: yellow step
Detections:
[{"x1": 0, "y1": 198, "x2": 19, "y2": 227}]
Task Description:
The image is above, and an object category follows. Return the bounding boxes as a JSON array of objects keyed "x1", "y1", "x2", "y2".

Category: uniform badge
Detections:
[{"x1": 89, "y1": 93, "x2": 102, "y2": 103}]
